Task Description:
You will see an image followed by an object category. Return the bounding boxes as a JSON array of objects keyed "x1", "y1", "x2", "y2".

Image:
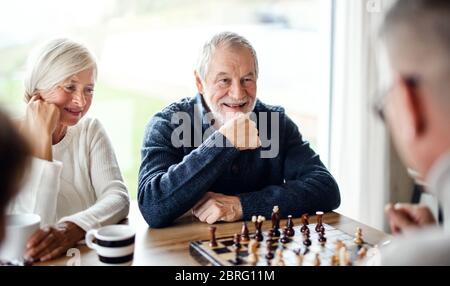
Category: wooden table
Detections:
[{"x1": 38, "y1": 201, "x2": 389, "y2": 266}]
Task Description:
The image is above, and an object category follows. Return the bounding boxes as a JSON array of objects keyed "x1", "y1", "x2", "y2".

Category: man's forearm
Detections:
[{"x1": 138, "y1": 132, "x2": 240, "y2": 228}]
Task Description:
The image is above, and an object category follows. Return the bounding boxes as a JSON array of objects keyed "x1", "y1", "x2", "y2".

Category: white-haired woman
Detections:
[{"x1": 9, "y1": 39, "x2": 130, "y2": 262}]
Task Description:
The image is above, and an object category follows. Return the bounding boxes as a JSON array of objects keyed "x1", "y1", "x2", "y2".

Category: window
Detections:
[{"x1": 0, "y1": 0, "x2": 333, "y2": 199}]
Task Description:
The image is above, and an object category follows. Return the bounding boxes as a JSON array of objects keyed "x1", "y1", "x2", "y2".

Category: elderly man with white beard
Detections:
[{"x1": 138, "y1": 32, "x2": 340, "y2": 228}]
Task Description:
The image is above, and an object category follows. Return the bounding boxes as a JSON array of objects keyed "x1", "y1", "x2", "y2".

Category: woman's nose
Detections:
[{"x1": 73, "y1": 90, "x2": 86, "y2": 107}]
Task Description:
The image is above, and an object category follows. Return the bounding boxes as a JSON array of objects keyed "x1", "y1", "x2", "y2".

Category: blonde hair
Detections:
[{"x1": 23, "y1": 38, "x2": 97, "y2": 102}]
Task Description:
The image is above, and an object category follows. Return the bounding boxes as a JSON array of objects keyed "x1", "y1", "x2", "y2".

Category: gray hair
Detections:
[
  {"x1": 196, "y1": 32, "x2": 259, "y2": 81},
  {"x1": 23, "y1": 38, "x2": 97, "y2": 102},
  {"x1": 381, "y1": 0, "x2": 450, "y2": 104}
]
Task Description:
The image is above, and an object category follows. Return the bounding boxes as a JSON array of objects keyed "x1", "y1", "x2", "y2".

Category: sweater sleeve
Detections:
[
  {"x1": 59, "y1": 119, "x2": 130, "y2": 231},
  {"x1": 138, "y1": 114, "x2": 240, "y2": 228},
  {"x1": 7, "y1": 157, "x2": 62, "y2": 227},
  {"x1": 237, "y1": 115, "x2": 341, "y2": 220}
]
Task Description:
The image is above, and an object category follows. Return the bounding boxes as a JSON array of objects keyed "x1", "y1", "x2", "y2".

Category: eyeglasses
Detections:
[{"x1": 372, "y1": 76, "x2": 419, "y2": 123}]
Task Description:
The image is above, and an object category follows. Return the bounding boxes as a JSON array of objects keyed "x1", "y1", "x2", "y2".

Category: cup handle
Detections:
[{"x1": 85, "y1": 229, "x2": 98, "y2": 251}]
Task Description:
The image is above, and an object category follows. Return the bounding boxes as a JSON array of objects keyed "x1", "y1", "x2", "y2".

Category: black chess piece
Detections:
[
  {"x1": 233, "y1": 246, "x2": 242, "y2": 265},
  {"x1": 254, "y1": 219, "x2": 264, "y2": 242},
  {"x1": 315, "y1": 211, "x2": 324, "y2": 232},
  {"x1": 303, "y1": 231, "x2": 312, "y2": 247},
  {"x1": 285, "y1": 215, "x2": 295, "y2": 237},
  {"x1": 279, "y1": 228, "x2": 291, "y2": 244},
  {"x1": 303, "y1": 247, "x2": 310, "y2": 256},
  {"x1": 266, "y1": 229, "x2": 274, "y2": 248},
  {"x1": 303, "y1": 237, "x2": 312, "y2": 247},
  {"x1": 271, "y1": 206, "x2": 281, "y2": 237},
  {"x1": 318, "y1": 230, "x2": 327, "y2": 246},
  {"x1": 300, "y1": 214, "x2": 309, "y2": 233},
  {"x1": 254, "y1": 228, "x2": 263, "y2": 242},
  {"x1": 304, "y1": 227, "x2": 310, "y2": 237},
  {"x1": 265, "y1": 242, "x2": 274, "y2": 260}
]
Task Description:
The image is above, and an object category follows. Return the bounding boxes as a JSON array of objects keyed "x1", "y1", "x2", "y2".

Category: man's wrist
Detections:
[{"x1": 233, "y1": 196, "x2": 243, "y2": 220}]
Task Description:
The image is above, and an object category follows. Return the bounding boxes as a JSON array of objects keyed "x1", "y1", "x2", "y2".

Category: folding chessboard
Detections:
[{"x1": 189, "y1": 223, "x2": 372, "y2": 266}]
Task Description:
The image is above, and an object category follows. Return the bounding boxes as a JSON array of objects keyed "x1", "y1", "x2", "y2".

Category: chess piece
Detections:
[
  {"x1": 241, "y1": 222, "x2": 250, "y2": 242},
  {"x1": 300, "y1": 214, "x2": 309, "y2": 233},
  {"x1": 303, "y1": 236, "x2": 312, "y2": 247},
  {"x1": 272, "y1": 248, "x2": 285, "y2": 266},
  {"x1": 318, "y1": 229, "x2": 327, "y2": 246},
  {"x1": 285, "y1": 215, "x2": 295, "y2": 237},
  {"x1": 304, "y1": 226, "x2": 310, "y2": 237},
  {"x1": 247, "y1": 239, "x2": 259, "y2": 266},
  {"x1": 252, "y1": 215, "x2": 258, "y2": 231},
  {"x1": 303, "y1": 247, "x2": 310, "y2": 256},
  {"x1": 335, "y1": 240, "x2": 345, "y2": 252},
  {"x1": 339, "y1": 246, "x2": 352, "y2": 266},
  {"x1": 253, "y1": 216, "x2": 265, "y2": 242},
  {"x1": 357, "y1": 246, "x2": 368, "y2": 260},
  {"x1": 330, "y1": 255, "x2": 339, "y2": 266},
  {"x1": 266, "y1": 229, "x2": 274, "y2": 248},
  {"x1": 333, "y1": 240, "x2": 345, "y2": 266},
  {"x1": 295, "y1": 251, "x2": 304, "y2": 266},
  {"x1": 302, "y1": 231, "x2": 311, "y2": 247},
  {"x1": 233, "y1": 245, "x2": 242, "y2": 265},
  {"x1": 233, "y1": 233, "x2": 241, "y2": 249},
  {"x1": 354, "y1": 227, "x2": 364, "y2": 246},
  {"x1": 313, "y1": 253, "x2": 321, "y2": 266},
  {"x1": 209, "y1": 226, "x2": 218, "y2": 247},
  {"x1": 265, "y1": 239, "x2": 274, "y2": 260},
  {"x1": 279, "y1": 228, "x2": 291, "y2": 244},
  {"x1": 271, "y1": 206, "x2": 281, "y2": 237},
  {"x1": 345, "y1": 251, "x2": 352, "y2": 266},
  {"x1": 315, "y1": 211, "x2": 324, "y2": 232}
]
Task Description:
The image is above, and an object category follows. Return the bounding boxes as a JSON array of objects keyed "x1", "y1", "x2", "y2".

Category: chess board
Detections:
[{"x1": 189, "y1": 223, "x2": 372, "y2": 266}]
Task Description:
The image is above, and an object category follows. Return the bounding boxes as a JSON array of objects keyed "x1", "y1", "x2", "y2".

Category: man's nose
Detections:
[{"x1": 229, "y1": 81, "x2": 246, "y2": 100}]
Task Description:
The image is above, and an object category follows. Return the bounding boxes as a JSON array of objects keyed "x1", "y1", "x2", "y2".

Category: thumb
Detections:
[
  {"x1": 386, "y1": 206, "x2": 416, "y2": 232},
  {"x1": 393, "y1": 203, "x2": 421, "y2": 222},
  {"x1": 393, "y1": 203, "x2": 416, "y2": 213}
]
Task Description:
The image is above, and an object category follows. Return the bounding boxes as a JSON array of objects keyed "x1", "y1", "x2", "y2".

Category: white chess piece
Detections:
[
  {"x1": 247, "y1": 240, "x2": 259, "y2": 265},
  {"x1": 272, "y1": 249, "x2": 285, "y2": 266}
]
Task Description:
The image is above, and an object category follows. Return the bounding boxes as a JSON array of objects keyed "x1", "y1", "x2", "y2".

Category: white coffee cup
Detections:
[
  {"x1": 86, "y1": 225, "x2": 135, "y2": 266},
  {"x1": 0, "y1": 214, "x2": 41, "y2": 262}
]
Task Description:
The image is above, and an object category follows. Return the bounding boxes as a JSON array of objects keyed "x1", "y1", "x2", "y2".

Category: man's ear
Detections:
[
  {"x1": 398, "y1": 77, "x2": 426, "y2": 138},
  {"x1": 194, "y1": 70, "x2": 204, "y2": 95}
]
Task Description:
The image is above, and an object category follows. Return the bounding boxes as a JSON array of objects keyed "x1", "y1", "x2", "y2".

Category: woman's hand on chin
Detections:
[{"x1": 20, "y1": 96, "x2": 61, "y2": 161}]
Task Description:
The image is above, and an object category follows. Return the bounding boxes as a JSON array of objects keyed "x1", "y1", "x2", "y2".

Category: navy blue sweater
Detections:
[{"x1": 138, "y1": 94, "x2": 340, "y2": 228}]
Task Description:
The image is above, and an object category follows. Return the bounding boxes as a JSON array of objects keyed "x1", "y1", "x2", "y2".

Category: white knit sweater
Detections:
[{"x1": 8, "y1": 118, "x2": 130, "y2": 231}]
